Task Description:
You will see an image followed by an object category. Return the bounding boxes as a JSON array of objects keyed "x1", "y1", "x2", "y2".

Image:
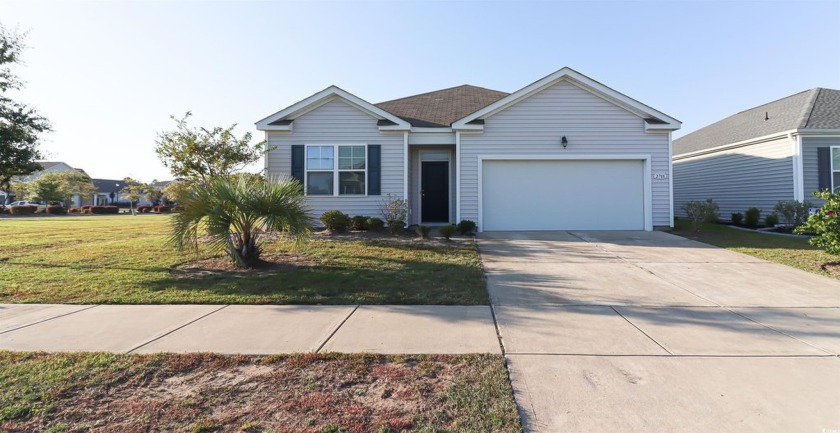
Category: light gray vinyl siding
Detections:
[
  {"x1": 264, "y1": 98, "x2": 404, "y2": 221},
  {"x1": 673, "y1": 136, "x2": 794, "y2": 220},
  {"x1": 801, "y1": 135, "x2": 840, "y2": 204},
  {"x1": 408, "y1": 146, "x2": 456, "y2": 225},
  {"x1": 459, "y1": 80, "x2": 672, "y2": 227}
]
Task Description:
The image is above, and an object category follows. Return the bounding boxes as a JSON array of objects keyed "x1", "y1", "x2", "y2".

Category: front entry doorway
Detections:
[{"x1": 421, "y1": 160, "x2": 449, "y2": 223}]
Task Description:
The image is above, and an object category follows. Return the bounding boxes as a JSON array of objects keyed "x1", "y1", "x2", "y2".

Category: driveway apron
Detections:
[{"x1": 479, "y1": 230, "x2": 840, "y2": 433}]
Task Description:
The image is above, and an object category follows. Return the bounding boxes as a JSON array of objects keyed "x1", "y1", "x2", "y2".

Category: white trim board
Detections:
[{"x1": 475, "y1": 154, "x2": 653, "y2": 232}]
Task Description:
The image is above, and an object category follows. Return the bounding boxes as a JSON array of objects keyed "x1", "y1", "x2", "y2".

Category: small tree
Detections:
[
  {"x1": 681, "y1": 199, "x2": 719, "y2": 232},
  {"x1": 796, "y1": 190, "x2": 840, "y2": 254},
  {"x1": 773, "y1": 200, "x2": 814, "y2": 228},
  {"x1": 171, "y1": 175, "x2": 311, "y2": 268},
  {"x1": 28, "y1": 172, "x2": 64, "y2": 204},
  {"x1": 120, "y1": 177, "x2": 149, "y2": 213},
  {"x1": 379, "y1": 194, "x2": 409, "y2": 235},
  {"x1": 155, "y1": 112, "x2": 266, "y2": 182},
  {"x1": 57, "y1": 171, "x2": 97, "y2": 207}
]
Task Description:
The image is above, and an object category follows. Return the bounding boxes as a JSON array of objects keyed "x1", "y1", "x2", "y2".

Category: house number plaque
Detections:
[{"x1": 653, "y1": 173, "x2": 668, "y2": 180}]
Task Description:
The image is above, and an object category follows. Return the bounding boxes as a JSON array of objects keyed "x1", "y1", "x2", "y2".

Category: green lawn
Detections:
[
  {"x1": 0, "y1": 216, "x2": 487, "y2": 304},
  {"x1": 670, "y1": 219, "x2": 840, "y2": 278},
  {"x1": 0, "y1": 351, "x2": 521, "y2": 433}
]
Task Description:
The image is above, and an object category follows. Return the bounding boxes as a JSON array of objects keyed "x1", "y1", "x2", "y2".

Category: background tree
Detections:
[
  {"x1": 120, "y1": 177, "x2": 149, "y2": 211},
  {"x1": 171, "y1": 175, "x2": 310, "y2": 268},
  {"x1": 28, "y1": 172, "x2": 64, "y2": 204},
  {"x1": 0, "y1": 25, "x2": 51, "y2": 196},
  {"x1": 162, "y1": 179, "x2": 193, "y2": 204},
  {"x1": 155, "y1": 112, "x2": 265, "y2": 182},
  {"x1": 58, "y1": 171, "x2": 97, "y2": 207}
]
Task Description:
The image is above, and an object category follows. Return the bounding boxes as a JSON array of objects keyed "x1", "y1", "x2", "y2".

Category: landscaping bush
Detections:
[
  {"x1": 681, "y1": 199, "x2": 720, "y2": 232},
  {"x1": 379, "y1": 194, "x2": 408, "y2": 226},
  {"x1": 731, "y1": 212, "x2": 744, "y2": 225},
  {"x1": 773, "y1": 200, "x2": 814, "y2": 228},
  {"x1": 0, "y1": 206, "x2": 8, "y2": 215},
  {"x1": 364, "y1": 217, "x2": 384, "y2": 231},
  {"x1": 764, "y1": 213, "x2": 779, "y2": 227},
  {"x1": 46, "y1": 205, "x2": 67, "y2": 215},
  {"x1": 416, "y1": 225, "x2": 431, "y2": 239},
  {"x1": 456, "y1": 220, "x2": 477, "y2": 235},
  {"x1": 386, "y1": 219, "x2": 405, "y2": 235},
  {"x1": 438, "y1": 224, "x2": 455, "y2": 240},
  {"x1": 137, "y1": 205, "x2": 152, "y2": 213},
  {"x1": 68, "y1": 208, "x2": 80, "y2": 214},
  {"x1": 153, "y1": 206, "x2": 172, "y2": 213},
  {"x1": 321, "y1": 210, "x2": 351, "y2": 232},
  {"x1": 796, "y1": 190, "x2": 840, "y2": 253},
  {"x1": 744, "y1": 207, "x2": 761, "y2": 227},
  {"x1": 90, "y1": 206, "x2": 119, "y2": 214},
  {"x1": 10, "y1": 205, "x2": 37, "y2": 215},
  {"x1": 350, "y1": 215, "x2": 368, "y2": 231}
]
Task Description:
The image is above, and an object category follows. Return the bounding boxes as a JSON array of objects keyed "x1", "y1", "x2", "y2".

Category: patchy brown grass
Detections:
[{"x1": 0, "y1": 352, "x2": 520, "y2": 433}]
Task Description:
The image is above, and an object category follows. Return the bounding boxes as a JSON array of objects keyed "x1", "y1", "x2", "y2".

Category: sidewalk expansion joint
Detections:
[
  {"x1": 314, "y1": 305, "x2": 359, "y2": 353},
  {"x1": 126, "y1": 305, "x2": 229, "y2": 354},
  {"x1": 0, "y1": 304, "x2": 100, "y2": 335}
]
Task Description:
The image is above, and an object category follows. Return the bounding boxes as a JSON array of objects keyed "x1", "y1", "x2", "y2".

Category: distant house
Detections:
[
  {"x1": 2, "y1": 161, "x2": 91, "y2": 206},
  {"x1": 90, "y1": 179, "x2": 156, "y2": 206},
  {"x1": 673, "y1": 88, "x2": 840, "y2": 221}
]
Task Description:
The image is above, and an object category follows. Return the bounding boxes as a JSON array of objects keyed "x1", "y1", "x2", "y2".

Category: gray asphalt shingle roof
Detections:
[
  {"x1": 674, "y1": 88, "x2": 840, "y2": 156},
  {"x1": 375, "y1": 85, "x2": 509, "y2": 127}
]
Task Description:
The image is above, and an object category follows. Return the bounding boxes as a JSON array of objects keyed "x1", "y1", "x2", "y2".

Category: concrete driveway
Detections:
[{"x1": 478, "y1": 230, "x2": 840, "y2": 433}]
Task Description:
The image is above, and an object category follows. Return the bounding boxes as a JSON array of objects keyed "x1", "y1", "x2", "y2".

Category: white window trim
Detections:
[{"x1": 304, "y1": 144, "x2": 368, "y2": 197}]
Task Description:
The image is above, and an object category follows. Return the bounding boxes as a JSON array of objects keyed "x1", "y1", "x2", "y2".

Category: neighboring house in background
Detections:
[
  {"x1": 257, "y1": 67, "x2": 680, "y2": 231},
  {"x1": 89, "y1": 179, "x2": 153, "y2": 206},
  {"x1": 673, "y1": 88, "x2": 840, "y2": 221},
  {"x1": 3, "y1": 161, "x2": 91, "y2": 206}
]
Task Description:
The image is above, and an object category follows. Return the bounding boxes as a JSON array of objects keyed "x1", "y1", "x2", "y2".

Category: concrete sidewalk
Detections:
[{"x1": 0, "y1": 304, "x2": 501, "y2": 354}]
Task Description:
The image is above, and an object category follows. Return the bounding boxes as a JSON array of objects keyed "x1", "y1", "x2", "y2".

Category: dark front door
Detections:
[{"x1": 421, "y1": 161, "x2": 449, "y2": 223}]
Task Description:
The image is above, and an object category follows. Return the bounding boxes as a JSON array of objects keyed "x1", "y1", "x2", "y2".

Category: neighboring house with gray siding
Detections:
[
  {"x1": 673, "y1": 88, "x2": 840, "y2": 221},
  {"x1": 257, "y1": 67, "x2": 681, "y2": 231}
]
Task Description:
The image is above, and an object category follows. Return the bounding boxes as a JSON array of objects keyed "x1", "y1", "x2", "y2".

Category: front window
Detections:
[{"x1": 306, "y1": 145, "x2": 366, "y2": 196}]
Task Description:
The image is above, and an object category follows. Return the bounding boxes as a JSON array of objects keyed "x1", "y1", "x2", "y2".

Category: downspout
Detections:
[{"x1": 455, "y1": 131, "x2": 461, "y2": 223}]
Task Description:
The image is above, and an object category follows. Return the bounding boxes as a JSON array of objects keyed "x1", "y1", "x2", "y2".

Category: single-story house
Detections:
[
  {"x1": 257, "y1": 67, "x2": 681, "y2": 231},
  {"x1": 673, "y1": 88, "x2": 840, "y2": 220},
  {"x1": 3, "y1": 161, "x2": 91, "y2": 206},
  {"x1": 90, "y1": 179, "x2": 153, "y2": 206}
]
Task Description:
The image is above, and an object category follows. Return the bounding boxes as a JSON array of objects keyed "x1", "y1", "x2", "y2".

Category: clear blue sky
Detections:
[{"x1": 3, "y1": 0, "x2": 839, "y2": 182}]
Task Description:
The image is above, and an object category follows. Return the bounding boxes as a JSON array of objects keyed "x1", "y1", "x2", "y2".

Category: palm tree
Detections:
[{"x1": 171, "y1": 175, "x2": 310, "y2": 268}]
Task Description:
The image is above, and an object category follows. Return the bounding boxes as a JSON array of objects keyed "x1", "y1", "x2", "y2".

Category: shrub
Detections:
[
  {"x1": 68, "y1": 208, "x2": 80, "y2": 214},
  {"x1": 365, "y1": 217, "x2": 384, "y2": 231},
  {"x1": 744, "y1": 207, "x2": 761, "y2": 227},
  {"x1": 90, "y1": 206, "x2": 119, "y2": 214},
  {"x1": 731, "y1": 213, "x2": 744, "y2": 225},
  {"x1": 416, "y1": 225, "x2": 432, "y2": 239},
  {"x1": 681, "y1": 199, "x2": 720, "y2": 232},
  {"x1": 386, "y1": 219, "x2": 405, "y2": 235},
  {"x1": 773, "y1": 200, "x2": 814, "y2": 228},
  {"x1": 154, "y1": 206, "x2": 172, "y2": 213},
  {"x1": 351, "y1": 215, "x2": 367, "y2": 231},
  {"x1": 10, "y1": 205, "x2": 37, "y2": 215},
  {"x1": 796, "y1": 190, "x2": 840, "y2": 254},
  {"x1": 321, "y1": 210, "x2": 351, "y2": 232},
  {"x1": 456, "y1": 220, "x2": 477, "y2": 235},
  {"x1": 764, "y1": 213, "x2": 779, "y2": 227},
  {"x1": 379, "y1": 194, "x2": 409, "y2": 225},
  {"x1": 137, "y1": 205, "x2": 152, "y2": 213},
  {"x1": 438, "y1": 224, "x2": 455, "y2": 240},
  {"x1": 0, "y1": 206, "x2": 8, "y2": 215},
  {"x1": 46, "y1": 205, "x2": 67, "y2": 215}
]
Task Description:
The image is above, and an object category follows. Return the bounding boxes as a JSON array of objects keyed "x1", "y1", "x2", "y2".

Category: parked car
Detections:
[{"x1": 7, "y1": 201, "x2": 46, "y2": 211}]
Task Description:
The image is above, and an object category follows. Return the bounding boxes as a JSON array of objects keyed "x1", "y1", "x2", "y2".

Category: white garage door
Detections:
[{"x1": 481, "y1": 159, "x2": 646, "y2": 231}]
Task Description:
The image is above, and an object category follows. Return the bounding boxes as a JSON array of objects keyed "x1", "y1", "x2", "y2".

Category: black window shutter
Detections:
[
  {"x1": 818, "y1": 147, "x2": 831, "y2": 191},
  {"x1": 368, "y1": 145, "x2": 381, "y2": 195},
  {"x1": 291, "y1": 145, "x2": 305, "y2": 191}
]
